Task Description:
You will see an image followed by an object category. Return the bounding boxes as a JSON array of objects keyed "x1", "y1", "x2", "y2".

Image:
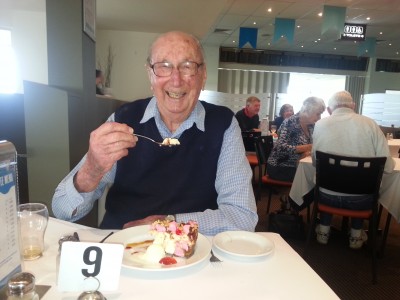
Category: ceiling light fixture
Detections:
[
  {"x1": 268, "y1": 8, "x2": 272, "y2": 12},
  {"x1": 318, "y1": 12, "x2": 323, "y2": 17},
  {"x1": 366, "y1": 17, "x2": 370, "y2": 20}
]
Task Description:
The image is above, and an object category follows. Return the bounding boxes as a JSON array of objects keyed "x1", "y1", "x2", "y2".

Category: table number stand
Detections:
[{"x1": 0, "y1": 140, "x2": 22, "y2": 296}]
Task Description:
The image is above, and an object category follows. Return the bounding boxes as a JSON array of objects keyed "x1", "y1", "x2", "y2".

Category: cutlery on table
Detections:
[
  {"x1": 210, "y1": 250, "x2": 223, "y2": 263},
  {"x1": 99, "y1": 231, "x2": 114, "y2": 243}
]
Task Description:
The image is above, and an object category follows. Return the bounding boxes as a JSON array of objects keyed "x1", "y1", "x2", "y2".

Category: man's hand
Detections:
[
  {"x1": 122, "y1": 215, "x2": 167, "y2": 229},
  {"x1": 75, "y1": 122, "x2": 137, "y2": 192}
]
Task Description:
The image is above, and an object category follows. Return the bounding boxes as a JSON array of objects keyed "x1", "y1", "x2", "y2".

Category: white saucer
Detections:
[{"x1": 212, "y1": 231, "x2": 274, "y2": 261}]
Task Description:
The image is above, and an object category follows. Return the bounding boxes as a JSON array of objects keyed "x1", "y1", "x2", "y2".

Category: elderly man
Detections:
[
  {"x1": 52, "y1": 31, "x2": 258, "y2": 235},
  {"x1": 312, "y1": 90, "x2": 394, "y2": 249},
  {"x1": 235, "y1": 96, "x2": 261, "y2": 131}
]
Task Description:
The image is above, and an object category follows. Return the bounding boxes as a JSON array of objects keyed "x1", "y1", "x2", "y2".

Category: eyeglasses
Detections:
[{"x1": 149, "y1": 61, "x2": 204, "y2": 77}]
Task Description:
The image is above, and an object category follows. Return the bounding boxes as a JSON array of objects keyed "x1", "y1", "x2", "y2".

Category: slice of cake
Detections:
[{"x1": 145, "y1": 220, "x2": 198, "y2": 263}]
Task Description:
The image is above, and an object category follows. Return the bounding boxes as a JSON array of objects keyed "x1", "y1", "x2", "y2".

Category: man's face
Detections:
[
  {"x1": 147, "y1": 32, "x2": 207, "y2": 120},
  {"x1": 247, "y1": 101, "x2": 261, "y2": 116}
]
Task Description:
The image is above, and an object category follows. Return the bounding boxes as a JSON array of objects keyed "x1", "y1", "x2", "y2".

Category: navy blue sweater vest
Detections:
[{"x1": 100, "y1": 98, "x2": 234, "y2": 229}]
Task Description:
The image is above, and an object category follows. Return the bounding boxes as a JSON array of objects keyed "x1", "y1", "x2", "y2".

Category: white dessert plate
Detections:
[
  {"x1": 212, "y1": 231, "x2": 274, "y2": 261},
  {"x1": 106, "y1": 225, "x2": 211, "y2": 272}
]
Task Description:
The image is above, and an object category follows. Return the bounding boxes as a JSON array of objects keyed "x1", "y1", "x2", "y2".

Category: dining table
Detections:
[
  {"x1": 388, "y1": 139, "x2": 400, "y2": 158},
  {"x1": 289, "y1": 156, "x2": 400, "y2": 222},
  {"x1": 21, "y1": 217, "x2": 339, "y2": 300}
]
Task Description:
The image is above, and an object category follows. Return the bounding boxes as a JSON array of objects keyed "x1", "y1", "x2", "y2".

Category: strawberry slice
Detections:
[{"x1": 159, "y1": 256, "x2": 177, "y2": 265}]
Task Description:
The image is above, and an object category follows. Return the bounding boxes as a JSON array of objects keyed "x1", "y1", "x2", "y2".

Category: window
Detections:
[
  {"x1": 0, "y1": 29, "x2": 18, "y2": 94},
  {"x1": 281, "y1": 73, "x2": 346, "y2": 118}
]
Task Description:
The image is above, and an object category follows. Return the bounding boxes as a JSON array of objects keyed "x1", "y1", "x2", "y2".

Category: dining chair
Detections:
[
  {"x1": 254, "y1": 136, "x2": 292, "y2": 213},
  {"x1": 242, "y1": 131, "x2": 261, "y2": 182},
  {"x1": 303, "y1": 150, "x2": 386, "y2": 284}
]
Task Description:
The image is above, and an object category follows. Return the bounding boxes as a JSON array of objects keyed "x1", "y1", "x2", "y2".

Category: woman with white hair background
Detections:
[{"x1": 267, "y1": 96, "x2": 326, "y2": 183}]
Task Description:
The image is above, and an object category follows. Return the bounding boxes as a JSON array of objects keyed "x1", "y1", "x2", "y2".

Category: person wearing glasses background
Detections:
[{"x1": 52, "y1": 31, "x2": 258, "y2": 235}]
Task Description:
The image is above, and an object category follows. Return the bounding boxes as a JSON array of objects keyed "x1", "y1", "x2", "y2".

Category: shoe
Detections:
[
  {"x1": 315, "y1": 224, "x2": 330, "y2": 245},
  {"x1": 349, "y1": 229, "x2": 368, "y2": 250}
]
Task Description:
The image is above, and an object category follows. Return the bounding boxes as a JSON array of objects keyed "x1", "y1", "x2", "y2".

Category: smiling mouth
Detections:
[{"x1": 167, "y1": 91, "x2": 185, "y2": 99}]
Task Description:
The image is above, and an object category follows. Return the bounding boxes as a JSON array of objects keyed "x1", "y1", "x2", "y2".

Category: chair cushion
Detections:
[
  {"x1": 247, "y1": 154, "x2": 258, "y2": 166},
  {"x1": 262, "y1": 175, "x2": 292, "y2": 186},
  {"x1": 318, "y1": 203, "x2": 372, "y2": 219}
]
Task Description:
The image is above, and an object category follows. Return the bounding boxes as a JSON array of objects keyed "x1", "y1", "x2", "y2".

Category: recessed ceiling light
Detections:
[
  {"x1": 389, "y1": 43, "x2": 392, "y2": 46},
  {"x1": 397, "y1": 52, "x2": 399, "y2": 55},
  {"x1": 318, "y1": 38, "x2": 321, "y2": 41},
  {"x1": 366, "y1": 17, "x2": 370, "y2": 20},
  {"x1": 314, "y1": 40, "x2": 318, "y2": 43},
  {"x1": 318, "y1": 12, "x2": 323, "y2": 17},
  {"x1": 380, "y1": 32, "x2": 383, "y2": 35},
  {"x1": 253, "y1": 22, "x2": 257, "y2": 25},
  {"x1": 267, "y1": 8, "x2": 272, "y2": 12},
  {"x1": 301, "y1": 45, "x2": 304, "y2": 48},
  {"x1": 334, "y1": 47, "x2": 337, "y2": 50},
  {"x1": 232, "y1": 40, "x2": 236, "y2": 43},
  {"x1": 297, "y1": 25, "x2": 301, "y2": 28}
]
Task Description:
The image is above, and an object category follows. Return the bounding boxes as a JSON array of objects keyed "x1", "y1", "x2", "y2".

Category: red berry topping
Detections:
[{"x1": 159, "y1": 257, "x2": 177, "y2": 265}]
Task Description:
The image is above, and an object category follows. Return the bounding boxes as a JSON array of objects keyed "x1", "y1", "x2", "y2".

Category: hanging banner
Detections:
[
  {"x1": 239, "y1": 27, "x2": 258, "y2": 48},
  {"x1": 321, "y1": 5, "x2": 346, "y2": 36},
  {"x1": 357, "y1": 37, "x2": 376, "y2": 57},
  {"x1": 273, "y1": 18, "x2": 295, "y2": 44}
]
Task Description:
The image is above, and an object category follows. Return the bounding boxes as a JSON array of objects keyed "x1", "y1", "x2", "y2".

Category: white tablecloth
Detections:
[
  {"x1": 388, "y1": 139, "x2": 400, "y2": 158},
  {"x1": 22, "y1": 218, "x2": 339, "y2": 300},
  {"x1": 290, "y1": 157, "x2": 400, "y2": 222}
]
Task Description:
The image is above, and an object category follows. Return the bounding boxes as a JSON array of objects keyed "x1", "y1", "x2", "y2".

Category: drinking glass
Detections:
[
  {"x1": 270, "y1": 125, "x2": 277, "y2": 134},
  {"x1": 18, "y1": 203, "x2": 49, "y2": 260}
]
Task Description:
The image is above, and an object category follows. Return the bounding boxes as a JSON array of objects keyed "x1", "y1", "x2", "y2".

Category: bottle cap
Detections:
[{"x1": 7, "y1": 272, "x2": 35, "y2": 296}]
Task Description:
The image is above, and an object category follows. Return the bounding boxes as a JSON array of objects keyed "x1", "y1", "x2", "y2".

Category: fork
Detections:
[
  {"x1": 133, "y1": 134, "x2": 178, "y2": 147},
  {"x1": 210, "y1": 250, "x2": 223, "y2": 263}
]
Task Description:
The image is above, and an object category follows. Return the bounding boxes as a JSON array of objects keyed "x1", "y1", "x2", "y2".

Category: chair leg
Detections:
[
  {"x1": 379, "y1": 213, "x2": 392, "y2": 258},
  {"x1": 266, "y1": 188, "x2": 273, "y2": 214},
  {"x1": 303, "y1": 204, "x2": 318, "y2": 258},
  {"x1": 371, "y1": 214, "x2": 378, "y2": 284}
]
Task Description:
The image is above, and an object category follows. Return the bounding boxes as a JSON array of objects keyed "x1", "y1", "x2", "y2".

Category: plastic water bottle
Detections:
[{"x1": 260, "y1": 117, "x2": 269, "y2": 136}]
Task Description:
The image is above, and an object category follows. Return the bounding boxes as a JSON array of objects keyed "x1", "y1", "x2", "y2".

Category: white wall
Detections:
[
  {"x1": 95, "y1": 30, "x2": 220, "y2": 101},
  {"x1": 0, "y1": 8, "x2": 48, "y2": 93}
]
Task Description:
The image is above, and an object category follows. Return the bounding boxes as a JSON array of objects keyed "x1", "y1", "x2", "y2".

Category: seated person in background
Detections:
[
  {"x1": 312, "y1": 90, "x2": 395, "y2": 249},
  {"x1": 96, "y1": 69, "x2": 105, "y2": 95},
  {"x1": 52, "y1": 31, "x2": 258, "y2": 236},
  {"x1": 267, "y1": 97, "x2": 325, "y2": 183},
  {"x1": 235, "y1": 96, "x2": 261, "y2": 131},
  {"x1": 274, "y1": 104, "x2": 294, "y2": 131}
]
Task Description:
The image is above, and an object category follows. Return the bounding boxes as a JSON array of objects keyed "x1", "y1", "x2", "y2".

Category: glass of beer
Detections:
[{"x1": 18, "y1": 203, "x2": 49, "y2": 260}]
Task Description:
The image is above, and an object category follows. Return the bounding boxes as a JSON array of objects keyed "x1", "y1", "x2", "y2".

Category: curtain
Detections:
[{"x1": 345, "y1": 75, "x2": 366, "y2": 113}]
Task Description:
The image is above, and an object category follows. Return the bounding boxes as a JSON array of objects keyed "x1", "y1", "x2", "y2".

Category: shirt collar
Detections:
[{"x1": 140, "y1": 97, "x2": 205, "y2": 137}]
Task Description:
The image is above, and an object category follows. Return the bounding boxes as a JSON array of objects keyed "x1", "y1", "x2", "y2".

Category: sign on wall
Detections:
[{"x1": 341, "y1": 23, "x2": 367, "y2": 41}]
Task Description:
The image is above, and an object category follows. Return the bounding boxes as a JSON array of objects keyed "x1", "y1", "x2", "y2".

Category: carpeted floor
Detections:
[{"x1": 255, "y1": 186, "x2": 400, "y2": 300}]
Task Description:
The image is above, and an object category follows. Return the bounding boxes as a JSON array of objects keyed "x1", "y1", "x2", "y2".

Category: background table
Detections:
[
  {"x1": 388, "y1": 139, "x2": 400, "y2": 158},
  {"x1": 290, "y1": 156, "x2": 400, "y2": 222},
  {"x1": 23, "y1": 218, "x2": 339, "y2": 300}
]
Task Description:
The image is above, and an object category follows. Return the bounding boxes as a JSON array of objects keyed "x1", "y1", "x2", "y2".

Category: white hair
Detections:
[{"x1": 328, "y1": 91, "x2": 353, "y2": 110}]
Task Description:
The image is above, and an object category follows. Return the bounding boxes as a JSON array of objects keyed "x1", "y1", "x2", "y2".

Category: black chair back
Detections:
[
  {"x1": 315, "y1": 151, "x2": 386, "y2": 196},
  {"x1": 241, "y1": 131, "x2": 261, "y2": 152},
  {"x1": 254, "y1": 135, "x2": 274, "y2": 166}
]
